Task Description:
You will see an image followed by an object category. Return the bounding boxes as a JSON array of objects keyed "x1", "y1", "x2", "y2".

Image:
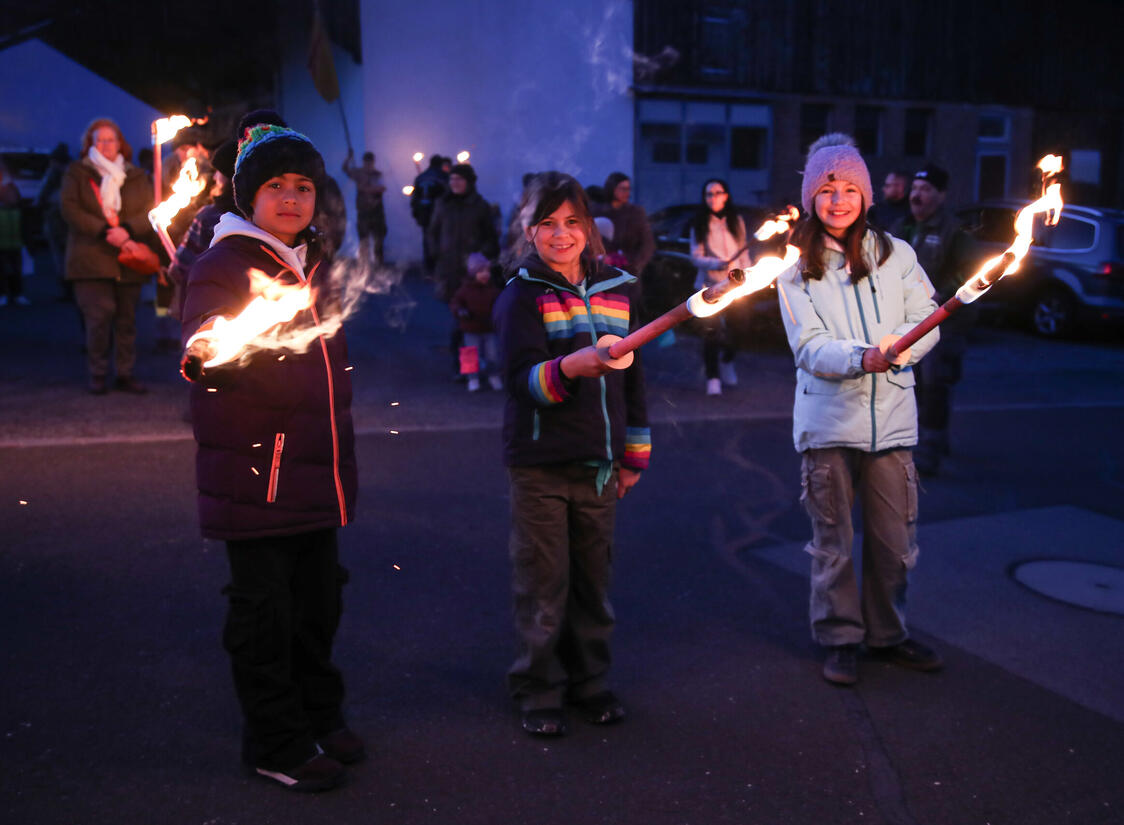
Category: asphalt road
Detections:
[{"x1": 2, "y1": 264, "x2": 1123, "y2": 824}]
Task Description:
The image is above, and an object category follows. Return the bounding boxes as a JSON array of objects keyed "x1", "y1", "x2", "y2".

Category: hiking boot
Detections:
[
  {"x1": 869, "y1": 639, "x2": 944, "y2": 672},
  {"x1": 823, "y1": 645, "x2": 859, "y2": 686},
  {"x1": 521, "y1": 708, "x2": 566, "y2": 737},
  {"x1": 317, "y1": 728, "x2": 366, "y2": 764},
  {"x1": 253, "y1": 752, "x2": 346, "y2": 792},
  {"x1": 572, "y1": 691, "x2": 626, "y2": 725}
]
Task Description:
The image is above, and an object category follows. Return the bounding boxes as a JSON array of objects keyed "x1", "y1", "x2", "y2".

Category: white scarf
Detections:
[{"x1": 86, "y1": 146, "x2": 127, "y2": 216}]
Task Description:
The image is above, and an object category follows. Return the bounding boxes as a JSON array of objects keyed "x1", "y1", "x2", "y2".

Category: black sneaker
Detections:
[
  {"x1": 823, "y1": 645, "x2": 859, "y2": 685},
  {"x1": 317, "y1": 728, "x2": 366, "y2": 764},
  {"x1": 571, "y1": 691, "x2": 626, "y2": 725},
  {"x1": 869, "y1": 639, "x2": 944, "y2": 672},
  {"x1": 254, "y1": 752, "x2": 346, "y2": 792},
  {"x1": 521, "y1": 708, "x2": 566, "y2": 737}
]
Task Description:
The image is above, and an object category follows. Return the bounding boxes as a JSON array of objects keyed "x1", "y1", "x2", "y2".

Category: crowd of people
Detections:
[{"x1": 20, "y1": 109, "x2": 980, "y2": 793}]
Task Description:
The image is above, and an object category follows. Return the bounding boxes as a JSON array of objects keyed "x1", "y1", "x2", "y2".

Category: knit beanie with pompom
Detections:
[
  {"x1": 800, "y1": 133, "x2": 873, "y2": 214},
  {"x1": 232, "y1": 124, "x2": 325, "y2": 219}
]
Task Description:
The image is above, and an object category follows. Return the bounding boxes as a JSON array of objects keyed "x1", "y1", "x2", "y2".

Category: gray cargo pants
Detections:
[
  {"x1": 507, "y1": 463, "x2": 618, "y2": 711},
  {"x1": 800, "y1": 447, "x2": 920, "y2": 648}
]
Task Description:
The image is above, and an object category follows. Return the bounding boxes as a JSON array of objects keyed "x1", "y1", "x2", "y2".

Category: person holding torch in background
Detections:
[
  {"x1": 777, "y1": 134, "x2": 943, "y2": 687},
  {"x1": 179, "y1": 124, "x2": 362, "y2": 792}
]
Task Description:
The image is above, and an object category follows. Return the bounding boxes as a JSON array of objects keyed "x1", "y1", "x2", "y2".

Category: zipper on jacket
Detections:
[
  {"x1": 851, "y1": 282, "x2": 878, "y2": 451},
  {"x1": 266, "y1": 433, "x2": 285, "y2": 503}
]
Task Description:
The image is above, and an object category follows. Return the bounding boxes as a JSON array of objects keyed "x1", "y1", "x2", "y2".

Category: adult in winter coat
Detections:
[
  {"x1": 595, "y1": 172, "x2": 655, "y2": 280},
  {"x1": 179, "y1": 125, "x2": 361, "y2": 793},
  {"x1": 776, "y1": 134, "x2": 942, "y2": 687},
  {"x1": 689, "y1": 178, "x2": 751, "y2": 395},
  {"x1": 426, "y1": 162, "x2": 498, "y2": 301},
  {"x1": 60, "y1": 118, "x2": 156, "y2": 394},
  {"x1": 494, "y1": 172, "x2": 650, "y2": 738}
]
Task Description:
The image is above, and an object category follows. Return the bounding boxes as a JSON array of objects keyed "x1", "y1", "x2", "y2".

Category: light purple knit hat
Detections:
[{"x1": 800, "y1": 133, "x2": 873, "y2": 214}]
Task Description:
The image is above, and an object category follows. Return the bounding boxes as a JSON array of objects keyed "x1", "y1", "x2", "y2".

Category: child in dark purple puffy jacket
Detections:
[{"x1": 180, "y1": 125, "x2": 361, "y2": 793}]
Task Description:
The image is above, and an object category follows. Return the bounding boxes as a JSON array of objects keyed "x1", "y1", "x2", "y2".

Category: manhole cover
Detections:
[{"x1": 1011, "y1": 560, "x2": 1124, "y2": 615}]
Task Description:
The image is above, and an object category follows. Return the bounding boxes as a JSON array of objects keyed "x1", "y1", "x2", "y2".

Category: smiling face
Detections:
[
  {"x1": 526, "y1": 199, "x2": 588, "y2": 284},
  {"x1": 93, "y1": 127, "x2": 120, "y2": 162},
  {"x1": 251, "y1": 173, "x2": 317, "y2": 245},
  {"x1": 814, "y1": 178, "x2": 864, "y2": 239}
]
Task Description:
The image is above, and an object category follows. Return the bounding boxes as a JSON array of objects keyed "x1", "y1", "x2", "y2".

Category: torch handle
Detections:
[
  {"x1": 884, "y1": 295, "x2": 963, "y2": 360},
  {"x1": 607, "y1": 303, "x2": 692, "y2": 361}
]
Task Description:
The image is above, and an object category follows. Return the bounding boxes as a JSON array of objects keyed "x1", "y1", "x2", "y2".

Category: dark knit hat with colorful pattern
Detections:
[{"x1": 233, "y1": 124, "x2": 325, "y2": 218}]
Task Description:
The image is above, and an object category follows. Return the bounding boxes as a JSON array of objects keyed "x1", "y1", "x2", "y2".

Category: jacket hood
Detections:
[{"x1": 210, "y1": 212, "x2": 308, "y2": 277}]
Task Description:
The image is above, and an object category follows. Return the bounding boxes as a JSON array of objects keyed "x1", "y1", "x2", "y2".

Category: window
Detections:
[
  {"x1": 1041, "y1": 216, "x2": 1096, "y2": 251},
  {"x1": 854, "y1": 106, "x2": 882, "y2": 156},
  {"x1": 700, "y1": 15, "x2": 734, "y2": 77},
  {"x1": 978, "y1": 113, "x2": 1009, "y2": 140},
  {"x1": 904, "y1": 108, "x2": 932, "y2": 157},
  {"x1": 731, "y1": 126, "x2": 767, "y2": 169},
  {"x1": 685, "y1": 123, "x2": 724, "y2": 165},
  {"x1": 801, "y1": 104, "x2": 832, "y2": 154},
  {"x1": 641, "y1": 123, "x2": 681, "y2": 164}
]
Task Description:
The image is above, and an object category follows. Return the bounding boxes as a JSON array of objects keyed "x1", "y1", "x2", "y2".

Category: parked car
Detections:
[
  {"x1": 643, "y1": 203, "x2": 789, "y2": 346},
  {"x1": 956, "y1": 201, "x2": 1124, "y2": 337}
]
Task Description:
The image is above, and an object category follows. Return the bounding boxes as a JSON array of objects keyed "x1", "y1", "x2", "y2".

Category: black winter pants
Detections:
[{"x1": 224, "y1": 528, "x2": 348, "y2": 770}]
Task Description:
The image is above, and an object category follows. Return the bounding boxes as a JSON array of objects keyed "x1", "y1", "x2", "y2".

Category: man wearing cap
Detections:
[{"x1": 892, "y1": 164, "x2": 976, "y2": 475}]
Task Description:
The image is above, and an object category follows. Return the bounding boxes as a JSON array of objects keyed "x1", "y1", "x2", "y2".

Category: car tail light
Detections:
[{"x1": 1096, "y1": 261, "x2": 1124, "y2": 278}]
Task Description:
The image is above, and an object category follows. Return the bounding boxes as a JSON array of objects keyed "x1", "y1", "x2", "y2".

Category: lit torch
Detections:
[
  {"x1": 148, "y1": 157, "x2": 208, "y2": 257},
  {"x1": 882, "y1": 155, "x2": 1064, "y2": 362},
  {"x1": 412, "y1": 151, "x2": 424, "y2": 172},
  {"x1": 591, "y1": 207, "x2": 802, "y2": 369},
  {"x1": 181, "y1": 269, "x2": 315, "y2": 381},
  {"x1": 151, "y1": 114, "x2": 207, "y2": 207},
  {"x1": 456, "y1": 150, "x2": 470, "y2": 164}
]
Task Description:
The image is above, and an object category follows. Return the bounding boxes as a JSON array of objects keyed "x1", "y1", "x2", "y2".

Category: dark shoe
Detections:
[
  {"x1": 522, "y1": 708, "x2": 566, "y2": 737},
  {"x1": 114, "y1": 376, "x2": 148, "y2": 394},
  {"x1": 823, "y1": 645, "x2": 859, "y2": 686},
  {"x1": 254, "y1": 752, "x2": 346, "y2": 792},
  {"x1": 869, "y1": 639, "x2": 944, "y2": 672},
  {"x1": 572, "y1": 691, "x2": 626, "y2": 725},
  {"x1": 317, "y1": 728, "x2": 366, "y2": 764},
  {"x1": 88, "y1": 376, "x2": 108, "y2": 395}
]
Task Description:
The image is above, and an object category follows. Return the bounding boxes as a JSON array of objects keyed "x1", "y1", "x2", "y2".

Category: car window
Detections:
[{"x1": 1039, "y1": 215, "x2": 1096, "y2": 251}]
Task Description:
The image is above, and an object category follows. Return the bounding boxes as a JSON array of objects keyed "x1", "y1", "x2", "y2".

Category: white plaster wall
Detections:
[
  {"x1": 356, "y1": 0, "x2": 635, "y2": 264},
  {"x1": 0, "y1": 39, "x2": 162, "y2": 158}
]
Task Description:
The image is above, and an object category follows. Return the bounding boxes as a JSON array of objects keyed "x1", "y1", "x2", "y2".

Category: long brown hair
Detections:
[
  {"x1": 791, "y1": 207, "x2": 891, "y2": 283},
  {"x1": 507, "y1": 171, "x2": 605, "y2": 266},
  {"x1": 80, "y1": 118, "x2": 133, "y2": 162}
]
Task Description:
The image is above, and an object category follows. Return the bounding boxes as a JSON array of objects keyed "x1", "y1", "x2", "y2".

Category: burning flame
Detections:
[
  {"x1": 956, "y1": 154, "x2": 1064, "y2": 304},
  {"x1": 152, "y1": 115, "x2": 206, "y2": 145},
  {"x1": 402, "y1": 185, "x2": 414, "y2": 196},
  {"x1": 688, "y1": 246, "x2": 800, "y2": 318},
  {"x1": 149, "y1": 158, "x2": 207, "y2": 232},
  {"x1": 186, "y1": 269, "x2": 315, "y2": 368},
  {"x1": 412, "y1": 152, "x2": 424, "y2": 163},
  {"x1": 754, "y1": 205, "x2": 801, "y2": 241},
  {"x1": 456, "y1": 150, "x2": 470, "y2": 163}
]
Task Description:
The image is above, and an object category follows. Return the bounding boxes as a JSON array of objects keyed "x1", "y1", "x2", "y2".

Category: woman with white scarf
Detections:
[{"x1": 60, "y1": 117, "x2": 155, "y2": 395}]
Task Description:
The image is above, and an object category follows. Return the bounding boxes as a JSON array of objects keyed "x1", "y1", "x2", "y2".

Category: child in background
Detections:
[
  {"x1": 450, "y1": 251, "x2": 502, "y2": 391},
  {"x1": 180, "y1": 125, "x2": 362, "y2": 792},
  {"x1": 594, "y1": 216, "x2": 629, "y2": 269},
  {"x1": 493, "y1": 171, "x2": 651, "y2": 737}
]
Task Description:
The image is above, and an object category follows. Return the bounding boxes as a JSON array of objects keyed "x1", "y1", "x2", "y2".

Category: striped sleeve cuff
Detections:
[
  {"x1": 622, "y1": 426, "x2": 651, "y2": 470},
  {"x1": 527, "y1": 357, "x2": 571, "y2": 406}
]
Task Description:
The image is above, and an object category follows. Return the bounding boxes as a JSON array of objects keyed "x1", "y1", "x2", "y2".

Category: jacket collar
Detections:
[
  {"x1": 510, "y1": 253, "x2": 635, "y2": 295},
  {"x1": 209, "y1": 212, "x2": 308, "y2": 278}
]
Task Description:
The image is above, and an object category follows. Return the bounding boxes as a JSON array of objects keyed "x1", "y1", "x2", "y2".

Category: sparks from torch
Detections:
[{"x1": 882, "y1": 155, "x2": 1064, "y2": 363}]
